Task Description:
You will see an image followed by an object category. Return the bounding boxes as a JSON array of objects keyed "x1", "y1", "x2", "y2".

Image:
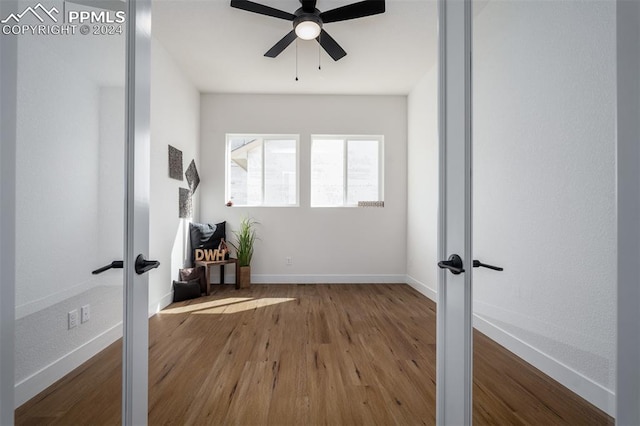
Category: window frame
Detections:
[
  {"x1": 310, "y1": 134, "x2": 385, "y2": 208},
  {"x1": 225, "y1": 133, "x2": 300, "y2": 207}
]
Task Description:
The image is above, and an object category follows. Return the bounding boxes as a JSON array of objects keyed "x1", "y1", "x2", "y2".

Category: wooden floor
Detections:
[{"x1": 16, "y1": 284, "x2": 613, "y2": 425}]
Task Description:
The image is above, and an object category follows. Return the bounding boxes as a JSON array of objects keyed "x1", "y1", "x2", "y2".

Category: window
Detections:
[
  {"x1": 226, "y1": 134, "x2": 298, "y2": 206},
  {"x1": 311, "y1": 135, "x2": 383, "y2": 207}
]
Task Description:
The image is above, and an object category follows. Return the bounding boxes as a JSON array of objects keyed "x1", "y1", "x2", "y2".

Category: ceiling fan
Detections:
[{"x1": 230, "y1": 0, "x2": 385, "y2": 61}]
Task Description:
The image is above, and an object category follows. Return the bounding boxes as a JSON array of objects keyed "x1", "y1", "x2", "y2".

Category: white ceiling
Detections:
[{"x1": 151, "y1": 0, "x2": 438, "y2": 95}]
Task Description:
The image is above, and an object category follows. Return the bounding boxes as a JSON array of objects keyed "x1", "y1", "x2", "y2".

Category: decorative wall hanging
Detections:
[
  {"x1": 168, "y1": 145, "x2": 183, "y2": 180},
  {"x1": 185, "y1": 160, "x2": 200, "y2": 193},
  {"x1": 178, "y1": 187, "x2": 193, "y2": 218}
]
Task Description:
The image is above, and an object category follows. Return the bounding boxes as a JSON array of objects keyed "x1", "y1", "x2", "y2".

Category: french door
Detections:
[
  {"x1": 437, "y1": 0, "x2": 640, "y2": 425},
  {"x1": 0, "y1": 0, "x2": 151, "y2": 423}
]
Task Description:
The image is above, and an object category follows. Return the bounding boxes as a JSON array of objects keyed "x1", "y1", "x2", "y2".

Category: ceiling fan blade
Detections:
[
  {"x1": 320, "y1": 0, "x2": 385, "y2": 24},
  {"x1": 316, "y1": 29, "x2": 347, "y2": 61},
  {"x1": 230, "y1": 0, "x2": 295, "y2": 20},
  {"x1": 265, "y1": 30, "x2": 297, "y2": 58},
  {"x1": 64, "y1": 0, "x2": 125, "y2": 12}
]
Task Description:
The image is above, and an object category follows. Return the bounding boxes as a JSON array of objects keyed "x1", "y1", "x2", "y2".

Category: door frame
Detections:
[
  {"x1": 436, "y1": 0, "x2": 473, "y2": 424},
  {"x1": 0, "y1": 0, "x2": 153, "y2": 423},
  {"x1": 0, "y1": 0, "x2": 18, "y2": 423},
  {"x1": 123, "y1": 0, "x2": 152, "y2": 424},
  {"x1": 616, "y1": 0, "x2": 640, "y2": 423}
]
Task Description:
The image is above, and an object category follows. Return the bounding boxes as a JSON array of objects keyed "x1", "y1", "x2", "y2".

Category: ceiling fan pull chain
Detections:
[
  {"x1": 295, "y1": 38, "x2": 299, "y2": 81},
  {"x1": 318, "y1": 33, "x2": 322, "y2": 70}
]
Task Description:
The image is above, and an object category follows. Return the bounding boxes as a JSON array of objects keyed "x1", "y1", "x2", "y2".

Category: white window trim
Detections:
[
  {"x1": 311, "y1": 134, "x2": 385, "y2": 208},
  {"x1": 225, "y1": 133, "x2": 300, "y2": 207}
]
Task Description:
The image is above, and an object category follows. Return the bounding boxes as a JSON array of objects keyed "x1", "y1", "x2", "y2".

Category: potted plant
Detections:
[{"x1": 230, "y1": 217, "x2": 258, "y2": 289}]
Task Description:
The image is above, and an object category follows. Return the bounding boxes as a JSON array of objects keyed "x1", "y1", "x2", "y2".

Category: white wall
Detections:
[
  {"x1": 200, "y1": 94, "x2": 407, "y2": 282},
  {"x1": 406, "y1": 68, "x2": 438, "y2": 299},
  {"x1": 149, "y1": 38, "x2": 201, "y2": 312},
  {"x1": 472, "y1": 0, "x2": 616, "y2": 415}
]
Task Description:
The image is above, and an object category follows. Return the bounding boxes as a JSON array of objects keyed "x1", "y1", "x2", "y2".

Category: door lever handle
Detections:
[
  {"x1": 438, "y1": 254, "x2": 465, "y2": 275},
  {"x1": 92, "y1": 261, "x2": 123, "y2": 275},
  {"x1": 473, "y1": 260, "x2": 503, "y2": 271},
  {"x1": 135, "y1": 254, "x2": 160, "y2": 275}
]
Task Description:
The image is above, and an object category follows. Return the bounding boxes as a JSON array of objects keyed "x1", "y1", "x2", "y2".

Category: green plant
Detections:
[{"x1": 230, "y1": 217, "x2": 258, "y2": 267}]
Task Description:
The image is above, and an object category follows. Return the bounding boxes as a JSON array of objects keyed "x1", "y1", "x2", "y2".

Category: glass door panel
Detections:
[
  {"x1": 472, "y1": 0, "x2": 616, "y2": 422},
  {"x1": 12, "y1": 0, "x2": 126, "y2": 422}
]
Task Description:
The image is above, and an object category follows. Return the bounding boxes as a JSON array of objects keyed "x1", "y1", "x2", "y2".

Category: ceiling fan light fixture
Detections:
[
  {"x1": 295, "y1": 18, "x2": 321, "y2": 40},
  {"x1": 231, "y1": 0, "x2": 386, "y2": 61}
]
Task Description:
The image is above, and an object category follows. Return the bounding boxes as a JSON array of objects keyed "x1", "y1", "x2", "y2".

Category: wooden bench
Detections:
[{"x1": 195, "y1": 258, "x2": 239, "y2": 295}]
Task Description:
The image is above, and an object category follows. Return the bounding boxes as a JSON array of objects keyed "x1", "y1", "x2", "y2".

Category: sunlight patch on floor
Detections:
[
  {"x1": 160, "y1": 297, "x2": 296, "y2": 315},
  {"x1": 194, "y1": 298, "x2": 296, "y2": 315},
  {"x1": 160, "y1": 297, "x2": 253, "y2": 314}
]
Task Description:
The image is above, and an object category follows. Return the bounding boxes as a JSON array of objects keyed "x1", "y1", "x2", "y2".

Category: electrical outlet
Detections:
[
  {"x1": 286, "y1": 257, "x2": 293, "y2": 265},
  {"x1": 81, "y1": 304, "x2": 90, "y2": 323},
  {"x1": 68, "y1": 310, "x2": 78, "y2": 329}
]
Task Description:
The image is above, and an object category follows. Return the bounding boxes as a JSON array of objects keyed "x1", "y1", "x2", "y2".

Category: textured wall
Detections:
[
  {"x1": 200, "y1": 94, "x2": 407, "y2": 281},
  {"x1": 473, "y1": 0, "x2": 616, "y2": 412}
]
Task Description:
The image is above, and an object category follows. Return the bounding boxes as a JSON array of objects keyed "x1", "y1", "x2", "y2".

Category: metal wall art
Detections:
[
  {"x1": 168, "y1": 145, "x2": 183, "y2": 180},
  {"x1": 185, "y1": 159, "x2": 200, "y2": 193},
  {"x1": 178, "y1": 187, "x2": 193, "y2": 218}
]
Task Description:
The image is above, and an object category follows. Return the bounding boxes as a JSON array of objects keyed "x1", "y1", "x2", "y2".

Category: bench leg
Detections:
[
  {"x1": 205, "y1": 265, "x2": 212, "y2": 296},
  {"x1": 219, "y1": 264, "x2": 225, "y2": 285}
]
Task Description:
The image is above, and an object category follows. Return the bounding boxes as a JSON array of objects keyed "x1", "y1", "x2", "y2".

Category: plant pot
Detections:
[{"x1": 237, "y1": 265, "x2": 251, "y2": 289}]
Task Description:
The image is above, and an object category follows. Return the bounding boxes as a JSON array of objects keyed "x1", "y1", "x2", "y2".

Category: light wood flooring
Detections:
[{"x1": 16, "y1": 284, "x2": 613, "y2": 425}]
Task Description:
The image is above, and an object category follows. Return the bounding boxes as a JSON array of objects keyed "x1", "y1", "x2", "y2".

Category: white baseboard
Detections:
[
  {"x1": 149, "y1": 291, "x2": 174, "y2": 316},
  {"x1": 405, "y1": 274, "x2": 437, "y2": 301},
  {"x1": 248, "y1": 274, "x2": 406, "y2": 284},
  {"x1": 16, "y1": 277, "x2": 122, "y2": 320},
  {"x1": 404, "y1": 275, "x2": 614, "y2": 417},
  {"x1": 16, "y1": 279, "x2": 93, "y2": 319},
  {"x1": 473, "y1": 315, "x2": 615, "y2": 417},
  {"x1": 14, "y1": 323, "x2": 122, "y2": 408}
]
